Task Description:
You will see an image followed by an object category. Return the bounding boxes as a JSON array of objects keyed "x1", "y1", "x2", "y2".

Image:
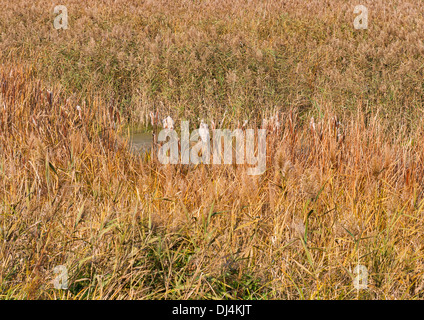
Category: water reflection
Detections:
[{"x1": 121, "y1": 131, "x2": 153, "y2": 153}]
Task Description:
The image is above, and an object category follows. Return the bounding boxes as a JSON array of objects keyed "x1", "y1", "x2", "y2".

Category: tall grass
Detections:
[
  {"x1": 1, "y1": 64, "x2": 424, "y2": 299},
  {"x1": 1, "y1": 0, "x2": 424, "y2": 300},
  {"x1": 1, "y1": 0, "x2": 424, "y2": 127}
]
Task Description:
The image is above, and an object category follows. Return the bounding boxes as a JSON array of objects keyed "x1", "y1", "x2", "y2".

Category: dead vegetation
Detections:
[{"x1": 1, "y1": 0, "x2": 424, "y2": 299}]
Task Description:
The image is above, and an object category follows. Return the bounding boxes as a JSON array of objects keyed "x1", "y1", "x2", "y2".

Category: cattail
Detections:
[
  {"x1": 115, "y1": 108, "x2": 121, "y2": 126},
  {"x1": 149, "y1": 111, "x2": 159, "y2": 127},
  {"x1": 108, "y1": 106, "x2": 121, "y2": 130},
  {"x1": 150, "y1": 112, "x2": 154, "y2": 126},
  {"x1": 47, "y1": 90, "x2": 53, "y2": 107}
]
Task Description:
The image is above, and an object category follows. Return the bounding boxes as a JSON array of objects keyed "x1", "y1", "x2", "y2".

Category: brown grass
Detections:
[
  {"x1": 1, "y1": 0, "x2": 424, "y2": 300},
  {"x1": 1, "y1": 0, "x2": 424, "y2": 126}
]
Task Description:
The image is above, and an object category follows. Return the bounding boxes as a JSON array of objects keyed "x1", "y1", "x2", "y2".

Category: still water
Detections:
[{"x1": 121, "y1": 132, "x2": 153, "y2": 153}]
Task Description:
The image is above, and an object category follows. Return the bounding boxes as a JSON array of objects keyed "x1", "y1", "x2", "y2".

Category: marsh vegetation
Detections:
[{"x1": 1, "y1": 0, "x2": 424, "y2": 299}]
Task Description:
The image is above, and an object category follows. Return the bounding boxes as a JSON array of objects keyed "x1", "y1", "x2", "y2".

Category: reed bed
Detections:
[
  {"x1": 1, "y1": 0, "x2": 424, "y2": 127},
  {"x1": 1, "y1": 64, "x2": 424, "y2": 299},
  {"x1": 2, "y1": 0, "x2": 424, "y2": 300}
]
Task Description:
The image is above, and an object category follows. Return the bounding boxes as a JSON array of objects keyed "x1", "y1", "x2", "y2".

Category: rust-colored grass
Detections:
[{"x1": 1, "y1": 0, "x2": 424, "y2": 299}]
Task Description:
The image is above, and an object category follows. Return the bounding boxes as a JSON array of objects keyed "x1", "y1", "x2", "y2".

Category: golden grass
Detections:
[
  {"x1": 1, "y1": 0, "x2": 424, "y2": 126},
  {"x1": 1, "y1": 0, "x2": 424, "y2": 300}
]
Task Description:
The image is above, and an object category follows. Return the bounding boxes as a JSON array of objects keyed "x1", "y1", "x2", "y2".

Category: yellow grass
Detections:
[{"x1": 1, "y1": 0, "x2": 424, "y2": 299}]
